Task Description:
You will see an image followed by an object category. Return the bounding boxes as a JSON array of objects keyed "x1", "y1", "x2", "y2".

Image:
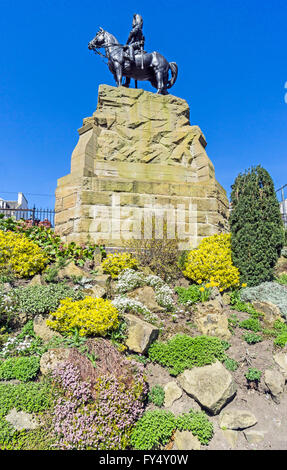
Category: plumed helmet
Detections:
[{"x1": 132, "y1": 14, "x2": 143, "y2": 28}]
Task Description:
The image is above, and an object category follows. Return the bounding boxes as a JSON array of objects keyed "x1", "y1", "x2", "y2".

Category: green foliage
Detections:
[
  {"x1": 130, "y1": 409, "x2": 176, "y2": 450},
  {"x1": 175, "y1": 284, "x2": 211, "y2": 305},
  {"x1": 148, "y1": 385, "x2": 165, "y2": 407},
  {"x1": 148, "y1": 334, "x2": 227, "y2": 376},
  {"x1": 12, "y1": 283, "x2": 84, "y2": 317},
  {"x1": 229, "y1": 165, "x2": 285, "y2": 287},
  {"x1": 275, "y1": 274, "x2": 287, "y2": 286},
  {"x1": 175, "y1": 409, "x2": 213, "y2": 445},
  {"x1": 243, "y1": 332, "x2": 262, "y2": 344},
  {"x1": 0, "y1": 356, "x2": 40, "y2": 382},
  {"x1": 0, "y1": 216, "x2": 105, "y2": 266},
  {"x1": 245, "y1": 368, "x2": 262, "y2": 382},
  {"x1": 0, "y1": 380, "x2": 54, "y2": 448},
  {"x1": 239, "y1": 318, "x2": 262, "y2": 332},
  {"x1": 224, "y1": 357, "x2": 239, "y2": 371}
]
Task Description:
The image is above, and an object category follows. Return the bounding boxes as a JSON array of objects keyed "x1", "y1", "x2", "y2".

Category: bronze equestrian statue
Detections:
[{"x1": 88, "y1": 15, "x2": 178, "y2": 95}]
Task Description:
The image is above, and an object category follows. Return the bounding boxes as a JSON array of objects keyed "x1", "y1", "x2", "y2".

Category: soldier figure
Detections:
[{"x1": 125, "y1": 14, "x2": 145, "y2": 63}]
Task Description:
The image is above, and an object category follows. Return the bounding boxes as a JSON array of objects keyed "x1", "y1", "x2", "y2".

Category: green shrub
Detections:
[
  {"x1": 148, "y1": 334, "x2": 227, "y2": 376},
  {"x1": 12, "y1": 283, "x2": 84, "y2": 317},
  {"x1": 245, "y1": 368, "x2": 262, "y2": 383},
  {"x1": 275, "y1": 274, "x2": 287, "y2": 285},
  {"x1": 148, "y1": 385, "x2": 165, "y2": 407},
  {"x1": 130, "y1": 409, "x2": 176, "y2": 450},
  {"x1": 243, "y1": 332, "x2": 262, "y2": 344},
  {"x1": 0, "y1": 380, "x2": 54, "y2": 448},
  {"x1": 0, "y1": 356, "x2": 40, "y2": 382},
  {"x1": 175, "y1": 409, "x2": 213, "y2": 445},
  {"x1": 229, "y1": 165, "x2": 284, "y2": 287},
  {"x1": 224, "y1": 357, "x2": 239, "y2": 371},
  {"x1": 239, "y1": 318, "x2": 262, "y2": 332}
]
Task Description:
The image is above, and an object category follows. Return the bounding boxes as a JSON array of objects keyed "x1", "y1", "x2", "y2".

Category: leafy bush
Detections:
[
  {"x1": 243, "y1": 332, "x2": 262, "y2": 344},
  {"x1": 116, "y1": 269, "x2": 146, "y2": 293},
  {"x1": 0, "y1": 216, "x2": 105, "y2": 266},
  {"x1": 0, "y1": 356, "x2": 40, "y2": 382},
  {"x1": 245, "y1": 367, "x2": 262, "y2": 382},
  {"x1": 0, "y1": 379, "x2": 55, "y2": 448},
  {"x1": 240, "y1": 282, "x2": 287, "y2": 319},
  {"x1": 52, "y1": 362, "x2": 146, "y2": 450},
  {"x1": 175, "y1": 284, "x2": 212, "y2": 305},
  {"x1": 275, "y1": 274, "x2": 287, "y2": 286},
  {"x1": 124, "y1": 219, "x2": 182, "y2": 282},
  {"x1": 182, "y1": 234, "x2": 240, "y2": 291},
  {"x1": 148, "y1": 385, "x2": 165, "y2": 407},
  {"x1": 224, "y1": 357, "x2": 238, "y2": 371},
  {"x1": 12, "y1": 283, "x2": 84, "y2": 317},
  {"x1": 47, "y1": 296, "x2": 120, "y2": 337},
  {"x1": 239, "y1": 318, "x2": 262, "y2": 332},
  {"x1": 148, "y1": 334, "x2": 227, "y2": 376},
  {"x1": 101, "y1": 252, "x2": 139, "y2": 279},
  {"x1": 130, "y1": 409, "x2": 176, "y2": 450},
  {"x1": 175, "y1": 409, "x2": 213, "y2": 445},
  {"x1": 0, "y1": 231, "x2": 48, "y2": 278},
  {"x1": 229, "y1": 166, "x2": 284, "y2": 287}
]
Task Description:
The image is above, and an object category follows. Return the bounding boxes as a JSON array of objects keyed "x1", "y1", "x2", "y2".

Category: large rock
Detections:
[
  {"x1": 54, "y1": 85, "x2": 229, "y2": 250},
  {"x1": 264, "y1": 369, "x2": 285, "y2": 401},
  {"x1": 58, "y1": 261, "x2": 87, "y2": 280},
  {"x1": 127, "y1": 286, "x2": 165, "y2": 312},
  {"x1": 40, "y1": 348, "x2": 70, "y2": 376},
  {"x1": 124, "y1": 313, "x2": 159, "y2": 354},
  {"x1": 252, "y1": 301, "x2": 282, "y2": 328},
  {"x1": 273, "y1": 352, "x2": 287, "y2": 378},
  {"x1": 5, "y1": 409, "x2": 39, "y2": 431},
  {"x1": 33, "y1": 315, "x2": 61, "y2": 343},
  {"x1": 173, "y1": 430, "x2": 201, "y2": 450},
  {"x1": 219, "y1": 408, "x2": 257, "y2": 430},
  {"x1": 177, "y1": 361, "x2": 237, "y2": 415},
  {"x1": 163, "y1": 381, "x2": 183, "y2": 408},
  {"x1": 194, "y1": 312, "x2": 231, "y2": 341}
]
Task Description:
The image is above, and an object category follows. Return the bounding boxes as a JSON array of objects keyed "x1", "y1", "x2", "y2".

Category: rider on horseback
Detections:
[{"x1": 125, "y1": 14, "x2": 145, "y2": 63}]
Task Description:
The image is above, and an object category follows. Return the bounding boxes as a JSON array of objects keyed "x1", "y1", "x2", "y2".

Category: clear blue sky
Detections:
[{"x1": 0, "y1": 0, "x2": 286, "y2": 209}]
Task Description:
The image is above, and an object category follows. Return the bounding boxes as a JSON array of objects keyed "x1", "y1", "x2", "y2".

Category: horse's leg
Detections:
[
  {"x1": 135, "y1": 80, "x2": 138, "y2": 89},
  {"x1": 155, "y1": 69, "x2": 165, "y2": 94},
  {"x1": 113, "y1": 62, "x2": 123, "y2": 87},
  {"x1": 123, "y1": 77, "x2": 131, "y2": 88}
]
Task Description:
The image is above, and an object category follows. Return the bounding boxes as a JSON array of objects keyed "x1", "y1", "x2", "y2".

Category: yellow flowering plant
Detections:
[
  {"x1": 101, "y1": 252, "x2": 139, "y2": 279},
  {"x1": 183, "y1": 233, "x2": 240, "y2": 291},
  {"x1": 47, "y1": 296, "x2": 120, "y2": 337},
  {"x1": 0, "y1": 230, "x2": 48, "y2": 278}
]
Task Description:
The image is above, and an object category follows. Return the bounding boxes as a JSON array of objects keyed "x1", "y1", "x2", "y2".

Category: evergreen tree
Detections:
[{"x1": 229, "y1": 165, "x2": 284, "y2": 286}]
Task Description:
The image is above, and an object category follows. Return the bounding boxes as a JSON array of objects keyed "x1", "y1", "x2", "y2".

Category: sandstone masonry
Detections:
[{"x1": 55, "y1": 85, "x2": 229, "y2": 249}]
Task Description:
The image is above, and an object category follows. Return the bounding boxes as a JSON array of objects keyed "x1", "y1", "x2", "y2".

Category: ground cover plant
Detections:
[{"x1": 148, "y1": 334, "x2": 227, "y2": 376}]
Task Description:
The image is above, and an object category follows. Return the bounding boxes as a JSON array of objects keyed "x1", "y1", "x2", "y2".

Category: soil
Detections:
[{"x1": 144, "y1": 305, "x2": 287, "y2": 451}]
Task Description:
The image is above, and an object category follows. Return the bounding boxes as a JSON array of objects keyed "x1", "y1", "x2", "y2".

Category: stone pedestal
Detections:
[{"x1": 55, "y1": 85, "x2": 229, "y2": 249}]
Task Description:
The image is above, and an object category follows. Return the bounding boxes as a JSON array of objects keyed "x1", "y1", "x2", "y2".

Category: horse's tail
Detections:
[{"x1": 166, "y1": 62, "x2": 178, "y2": 89}]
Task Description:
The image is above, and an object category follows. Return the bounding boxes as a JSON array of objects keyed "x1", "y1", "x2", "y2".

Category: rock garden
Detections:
[{"x1": 1, "y1": 166, "x2": 287, "y2": 451}]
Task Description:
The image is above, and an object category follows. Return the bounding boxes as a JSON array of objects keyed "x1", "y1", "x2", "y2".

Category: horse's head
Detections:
[{"x1": 88, "y1": 28, "x2": 106, "y2": 50}]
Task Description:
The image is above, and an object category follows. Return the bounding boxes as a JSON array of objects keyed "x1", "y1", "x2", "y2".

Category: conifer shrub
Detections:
[
  {"x1": 229, "y1": 166, "x2": 284, "y2": 287},
  {"x1": 182, "y1": 233, "x2": 240, "y2": 291}
]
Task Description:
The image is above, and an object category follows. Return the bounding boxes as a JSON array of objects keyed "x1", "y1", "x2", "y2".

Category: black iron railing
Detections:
[
  {"x1": 276, "y1": 184, "x2": 287, "y2": 227},
  {"x1": 0, "y1": 206, "x2": 55, "y2": 227}
]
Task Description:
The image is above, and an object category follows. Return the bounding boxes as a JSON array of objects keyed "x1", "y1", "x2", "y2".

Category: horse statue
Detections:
[{"x1": 88, "y1": 28, "x2": 178, "y2": 95}]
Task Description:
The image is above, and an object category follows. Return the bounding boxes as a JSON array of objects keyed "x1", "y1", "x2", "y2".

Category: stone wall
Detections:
[{"x1": 55, "y1": 85, "x2": 229, "y2": 249}]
